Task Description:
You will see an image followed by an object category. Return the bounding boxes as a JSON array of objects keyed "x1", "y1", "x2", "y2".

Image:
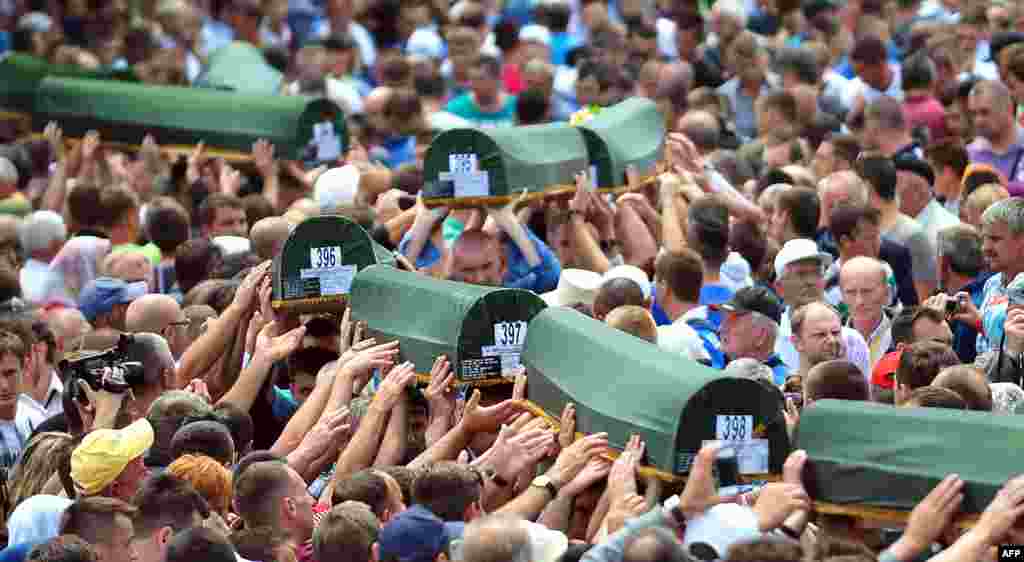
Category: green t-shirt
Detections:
[
  {"x1": 0, "y1": 193, "x2": 31, "y2": 217},
  {"x1": 445, "y1": 93, "x2": 517, "y2": 128},
  {"x1": 112, "y1": 243, "x2": 162, "y2": 265}
]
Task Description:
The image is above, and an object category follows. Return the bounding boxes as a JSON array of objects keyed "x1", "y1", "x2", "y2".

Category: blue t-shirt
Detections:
[
  {"x1": 271, "y1": 386, "x2": 299, "y2": 422},
  {"x1": 445, "y1": 93, "x2": 517, "y2": 128},
  {"x1": 699, "y1": 283, "x2": 735, "y2": 306}
]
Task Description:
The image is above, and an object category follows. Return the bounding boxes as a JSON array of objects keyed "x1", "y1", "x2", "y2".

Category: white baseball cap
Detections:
[
  {"x1": 541, "y1": 269, "x2": 603, "y2": 307},
  {"x1": 314, "y1": 165, "x2": 361, "y2": 212},
  {"x1": 773, "y1": 238, "x2": 832, "y2": 280},
  {"x1": 683, "y1": 503, "x2": 763, "y2": 561},
  {"x1": 602, "y1": 264, "x2": 652, "y2": 300},
  {"x1": 519, "y1": 24, "x2": 552, "y2": 47}
]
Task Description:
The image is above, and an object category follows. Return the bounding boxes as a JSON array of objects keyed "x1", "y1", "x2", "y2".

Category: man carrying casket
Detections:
[{"x1": 400, "y1": 198, "x2": 561, "y2": 294}]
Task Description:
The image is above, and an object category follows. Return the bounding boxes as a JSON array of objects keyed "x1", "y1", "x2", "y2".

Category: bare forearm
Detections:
[
  {"x1": 497, "y1": 486, "x2": 552, "y2": 520},
  {"x1": 570, "y1": 216, "x2": 611, "y2": 273},
  {"x1": 42, "y1": 161, "x2": 67, "y2": 212},
  {"x1": 271, "y1": 378, "x2": 334, "y2": 456},
  {"x1": 661, "y1": 193, "x2": 688, "y2": 254},
  {"x1": 178, "y1": 302, "x2": 248, "y2": 388},
  {"x1": 386, "y1": 208, "x2": 417, "y2": 245},
  {"x1": 408, "y1": 423, "x2": 473, "y2": 469},
  {"x1": 615, "y1": 205, "x2": 658, "y2": 267},
  {"x1": 374, "y1": 399, "x2": 408, "y2": 466},
  {"x1": 334, "y1": 402, "x2": 390, "y2": 479},
  {"x1": 215, "y1": 354, "x2": 273, "y2": 413},
  {"x1": 537, "y1": 493, "x2": 575, "y2": 532}
]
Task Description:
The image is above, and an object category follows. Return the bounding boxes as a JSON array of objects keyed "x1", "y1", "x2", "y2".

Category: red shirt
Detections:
[
  {"x1": 903, "y1": 95, "x2": 947, "y2": 143},
  {"x1": 502, "y1": 63, "x2": 525, "y2": 95},
  {"x1": 871, "y1": 350, "x2": 902, "y2": 389}
]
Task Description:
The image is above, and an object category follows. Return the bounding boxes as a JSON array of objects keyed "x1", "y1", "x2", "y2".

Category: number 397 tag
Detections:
[{"x1": 493, "y1": 321, "x2": 527, "y2": 348}]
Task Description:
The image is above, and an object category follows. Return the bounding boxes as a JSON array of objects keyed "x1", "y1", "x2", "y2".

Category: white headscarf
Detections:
[{"x1": 6, "y1": 495, "x2": 73, "y2": 546}]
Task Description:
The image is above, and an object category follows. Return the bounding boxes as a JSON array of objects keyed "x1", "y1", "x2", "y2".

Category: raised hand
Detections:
[
  {"x1": 424, "y1": 355, "x2": 456, "y2": 421},
  {"x1": 892, "y1": 474, "x2": 965, "y2": 559},
  {"x1": 488, "y1": 423, "x2": 554, "y2": 482},
  {"x1": 607, "y1": 434, "x2": 644, "y2": 502},
  {"x1": 184, "y1": 379, "x2": 211, "y2": 403},
  {"x1": 234, "y1": 261, "x2": 272, "y2": 310},
  {"x1": 971, "y1": 475, "x2": 1024, "y2": 547},
  {"x1": 342, "y1": 340, "x2": 400, "y2": 390},
  {"x1": 570, "y1": 171, "x2": 593, "y2": 215},
  {"x1": 259, "y1": 324, "x2": 307, "y2": 362},
  {"x1": 187, "y1": 140, "x2": 206, "y2": 184},
  {"x1": 547, "y1": 432, "x2": 609, "y2": 489},
  {"x1": 677, "y1": 442, "x2": 721, "y2": 519},
  {"x1": 753, "y1": 483, "x2": 811, "y2": 532},
  {"x1": 459, "y1": 389, "x2": 525, "y2": 435},
  {"x1": 81, "y1": 130, "x2": 101, "y2": 162},
  {"x1": 220, "y1": 162, "x2": 241, "y2": 196},
  {"x1": 252, "y1": 139, "x2": 278, "y2": 178},
  {"x1": 558, "y1": 403, "x2": 577, "y2": 450},
  {"x1": 374, "y1": 361, "x2": 417, "y2": 409},
  {"x1": 44, "y1": 122, "x2": 65, "y2": 161},
  {"x1": 563, "y1": 456, "x2": 613, "y2": 497}
]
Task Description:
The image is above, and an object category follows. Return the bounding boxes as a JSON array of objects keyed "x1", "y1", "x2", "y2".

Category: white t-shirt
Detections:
[
  {"x1": 657, "y1": 319, "x2": 711, "y2": 362},
  {"x1": 849, "y1": 64, "x2": 903, "y2": 104}
]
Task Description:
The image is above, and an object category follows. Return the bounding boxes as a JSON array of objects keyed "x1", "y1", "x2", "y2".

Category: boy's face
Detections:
[{"x1": 290, "y1": 372, "x2": 318, "y2": 405}]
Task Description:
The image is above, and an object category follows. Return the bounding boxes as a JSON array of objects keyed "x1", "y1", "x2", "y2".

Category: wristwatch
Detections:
[
  {"x1": 531, "y1": 475, "x2": 559, "y2": 498},
  {"x1": 663, "y1": 495, "x2": 687, "y2": 527}
]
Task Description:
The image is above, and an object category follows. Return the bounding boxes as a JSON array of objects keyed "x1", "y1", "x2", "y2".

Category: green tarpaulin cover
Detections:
[
  {"x1": 33, "y1": 77, "x2": 346, "y2": 159},
  {"x1": 422, "y1": 123, "x2": 589, "y2": 208},
  {"x1": 522, "y1": 307, "x2": 789, "y2": 479},
  {"x1": 272, "y1": 215, "x2": 393, "y2": 313},
  {"x1": 350, "y1": 265, "x2": 547, "y2": 385},
  {"x1": 0, "y1": 54, "x2": 136, "y2": 115},
  {"x1": 578, "y1": 98, "x2": 665, "y2": 189},
  {"x1": 197, "y1": 42, "x2": 284, "y2": 96},
  {"x1": 795, "y1": 399, "x2": 1024, "y2": 513}
]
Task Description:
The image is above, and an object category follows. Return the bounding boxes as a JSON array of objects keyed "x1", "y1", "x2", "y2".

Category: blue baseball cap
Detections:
[
  {"x1": 378, "y1": 505, "x2": 464, "y2": 562},
  {"x1": 78, "y1": 277, "x2": 147, "y2": 322}
]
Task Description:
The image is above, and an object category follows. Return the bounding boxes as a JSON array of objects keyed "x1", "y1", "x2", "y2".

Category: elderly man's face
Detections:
[
  {"x1": 209, "y1": 207, "x2": 248, "y2": 238},
  {"x1": 721, "y1": 312, "x2": 759, "y2": 358},
  {"x1": 968, "y1": 92, "x2": 1007, "y2": 142},
  {"x1": 777, "y1": 260, "x2": 825, "y2": 309},
  {"x1": 840, "y1": 267, "x2": 887, "y2": 325}
]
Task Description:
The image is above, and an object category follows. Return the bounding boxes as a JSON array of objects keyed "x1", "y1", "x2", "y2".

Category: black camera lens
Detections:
[{"x1": 716, "y1": 447, "x2": 740, "y2": 488}]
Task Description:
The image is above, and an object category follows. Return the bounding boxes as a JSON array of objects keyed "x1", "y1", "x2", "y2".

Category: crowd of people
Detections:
[{"x1": 1, "y1": 0, "x2": 1024, "y2": 561}]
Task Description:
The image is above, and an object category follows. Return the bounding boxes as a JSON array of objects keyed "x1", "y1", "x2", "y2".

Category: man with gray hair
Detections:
[
  {"x1": 460, "y1": 514, "x2": 566, "y2": 562},
  {"x1": 719, "y1": 287, "x2": 789, "y2": 384},
  {"x1": 966, "y1": 80, "x2": 1024, "y2": 184},
  {"x1": 923, "y1": 225, "x2": 990, "y2": 363},
  {"x1": 123, "y1": 333, "x2": 177, "y2": 424},
  {"x1": 950, "y1": 197, "x2": 1024, "y2": 357},
  {"x1": 19, "y1": 210, "x2": 66, "y2": 305},
  {"x1": 676, "y1": 110, "x2": 721, "y2": 157},
  {"x1": 840, "y1": 256, "x2": 894, "y2": 370}
]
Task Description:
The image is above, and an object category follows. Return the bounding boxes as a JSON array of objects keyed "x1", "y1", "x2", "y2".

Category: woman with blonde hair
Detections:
[{"x1": 6, "y1": 432, "x2": 74, "y2": 516}]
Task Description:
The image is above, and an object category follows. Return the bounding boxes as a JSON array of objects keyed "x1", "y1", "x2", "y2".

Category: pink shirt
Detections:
[{"x1": 903, "y1": 95, "x2": 947, "y2": 141}]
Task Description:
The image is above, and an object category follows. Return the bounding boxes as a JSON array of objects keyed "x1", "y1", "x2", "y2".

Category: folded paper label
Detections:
[
  {"x1": 439, "y1": 153, "x2": 491, "y2": 198},
  {"x1": 310, "y1": 246, "x2": 341, "y2": 270},
  {"x1": 300, "y1": 264, "x2": 357, "y2": 296},
  {"x1": 703, "y1": 439, "x2": 770, "y2": 475},
  {"x1": 313, "y1": 121, "x2": 342, "y2": 162}
]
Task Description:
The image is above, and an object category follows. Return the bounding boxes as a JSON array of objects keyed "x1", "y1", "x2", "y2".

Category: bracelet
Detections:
[{"x1": 779, "y1": 525, "x2": 801, "y2": 540}]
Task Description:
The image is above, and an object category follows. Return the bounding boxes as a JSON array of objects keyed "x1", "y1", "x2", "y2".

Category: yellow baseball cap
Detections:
[{"x1": 71, "y1": 418, "x2": 154, "y2": 496}]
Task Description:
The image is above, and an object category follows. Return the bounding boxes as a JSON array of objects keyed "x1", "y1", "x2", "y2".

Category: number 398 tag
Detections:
[{"x1": 715, "y1": 415, "x2": 753, "y2": 442}]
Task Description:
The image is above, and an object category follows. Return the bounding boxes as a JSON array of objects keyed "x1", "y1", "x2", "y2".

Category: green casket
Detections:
[
  {"x1": 349, "y1": 265, "x2": 547, "y2": 386},
  {"x1": 795, "y1": 399, "x2": 1024, "y2": 516},
  {"x1": 421, "y1": 123, "x2": 589, "y2": 208},
  {"x1": 521, "y1": 307, "x2": 789, "y2": 482},
  {"x1": 198, "y1": 42, "x2": 284, "y2": 96},
  {"x1": 33, "y1": 77, "x2": 347, "y2": 161},
  {"x1": 272, "y1": 216, "x2": 395, "y2": 313},
  {"x1": 577, "y1": 98, "x2": 665, "y2": 191},
  {"x1": 0, "y1": 54, "x2": 136, "y2": 115}
]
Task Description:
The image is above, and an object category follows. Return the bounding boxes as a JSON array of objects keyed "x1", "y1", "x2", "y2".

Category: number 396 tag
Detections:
[{"x1": 310, "y1": 246, "x2": 341, "y2": 270}]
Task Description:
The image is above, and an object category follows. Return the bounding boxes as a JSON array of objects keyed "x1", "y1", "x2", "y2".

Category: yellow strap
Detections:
[{"x1": 421, "y1": 173, "x2": 660, "y2": 209}]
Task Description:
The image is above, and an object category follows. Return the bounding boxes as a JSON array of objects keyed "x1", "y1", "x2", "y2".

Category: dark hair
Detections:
[
  {"x1": 231, "y1": 527, "x2": 293, "y2": 562},
  {"x1": 903, "y1": 53, "x2": 936, "y2": 91},
  {"x1": 776, "y1": 187, "x2": 820, "y2": 239},
  {"x1": 412, "y1": 462, "x2": 482, "y2": 521},
  {"x1": 60, "y1": 498, "x2": 137, "y2": 545},
  {"x1": 98, "y1": 186, "x2": 139, "y2": 229},
  {"x1": 175, "y1": 239, "x2": 223, "y2": 295},
  {"x1": 910, "y1": 306, "x2": 948, "y2": 342},
  {"x1": 314, "y1": 502, "x2": 379, "y2": 562},
  {"x1": 924, "y1": 139, "x2": 969, "y2": 179},
  {"x1": 593, "y1": 278, "x2": 645, "y2": 319},
  {"x1": 472, "y1": 55, "x2": 502, "y2": 79},
  {"x1": 907, "y1": 386, "x2": 967, "y2": 409},
  {"x1": 241, "y1": 194, "x2": 275, "y2": 229},
  {"x1": 234, "y1": 461, "x2": 293, "y2": 528},
  {"x1": 132, "y1": 472, "x2": 211, "y2": 537},
  {"x1": 850, "y1": 35, "x2": 887, "y2": 64},
  {"x1": 170, "y1": 420, "x2": 236, "y2": 466},
  {"x1": 26, "y1": 536, "x2": 98, "y2": 562},
  {"x1": 688, "y1": 196, "x2": 730, "y2": 264},
  {"x1": 895, "y1": 341, "x2": 960, "y2": 389},
  {"x1": 830, "y1": 203, "x2": 880, "y2": 246},
  {"x1": 332, "y1": 469, "x2": 392, "y2": 518},
  {"x1": 805, "y1": 360, "x2": 869, "y2": 402},
  {"x1": 67, "y1": 183, "x2": 105, "y2": 230},
  {"x1": 232, "y1": 450, "x2": 284, "y2": 485},
  {"x1": 212, "y1": 403, "x2": 254, "y2": 457},
  {"x1": 891, "y1": 306, "x2": 918, "y2": 346},
  {"x1": 826, "y1": 133, "x2": 862, "y2": 169},
  {"x1": 146, "y1": 204, "x2": 191, "y2": 255},
  {"x1": 856, "y1": 154, "x2": 898, "y2": 201},
  {"x1": 198, "y1": 194, "x2": 243, "y2": 229},
  {"x1": 758, "y1": 91, "x2": 799, "y2": 124},
  {"x1": 516, "y1": 88, "x2": 550, "y2": 126},
  {"x1": 729, "y1": 220, "x2": 768, "y2": 273},
  {"x1": 776, "y1": 46, "x2": 819, "y2": 85},
  {"x1": 376, "y1": 466, "x2": 417, "y2": 504},
  {"x1": 654, "y1": 249, "x2": 704, "y2": 304},
  {"x1": 166, "y1": 527, "x2": 237, "y2": 562},
  {"x1": 963, "y1": 168, "x2": 1005, "y2": 200},
  {"x1": 286, "y1": 347, "x2": 336, "y2": 382},
  {"x1": 577, "y1": 59, "x2": 617, "y2": 92}
]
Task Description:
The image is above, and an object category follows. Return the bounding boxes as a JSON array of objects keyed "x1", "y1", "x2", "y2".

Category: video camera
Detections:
[{"x1": 60, "y1": 333, "x2": 145, "y2": 399}]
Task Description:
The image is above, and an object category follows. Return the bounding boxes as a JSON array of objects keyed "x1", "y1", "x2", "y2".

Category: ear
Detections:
[
  {"x1": 790, "y1": 333, "x2": 802, "y2": 353},
  {"x1": 158, "y1": 526, "x2": 173, "y2": 546},
  {"x1": 436, "y1": 551, "x2": 450, "y2": 562}
]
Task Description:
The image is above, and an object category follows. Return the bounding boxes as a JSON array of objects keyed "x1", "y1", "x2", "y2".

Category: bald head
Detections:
[
  {"x1": 47, "y1": 307, "x2": 92, "y2": 357},
  {"x1": 789, "y1": 84, "x2": 818, "y2": 126},
  {"x1": 677, "y1": 110, "x2": 721, "y2": 153},
  {"x1": 250, "y1": 217, "x2": 292, "y2": 261},
  {"x1": 125, "y1": 294, "x2": 189, "y2": 357},
  {"x1": 449, "y1": 231, "x2": 505, "y2": 286},
  {"x1": 0, "y1": 215, "x2": 21, "y2": 244},
  {"x1": 105, "y1": 252, "x2": 153, "y2": 284},
  {"x1": 363, "y1": 87, "x2": 393, "y2": 114},
  {"x1": 461, "y1": 515, "x2": 530, "y2": 562},
  {"x1": 605, "y1": 305, "x2": 658, "y2": 344},
  {"x1": 841, "y1": 256, "x2": 887, "y2": 283}
]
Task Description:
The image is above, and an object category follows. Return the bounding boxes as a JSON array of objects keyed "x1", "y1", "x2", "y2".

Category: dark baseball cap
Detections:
[
  {"x1": 893, "y1": 156, "x2": 935, "y2": 187},
  {"x1": 989, "y1": 32, "x2": 1024, "y2": 62},
  {"x1": 719, "y1": 286, "x2": 783, "y2": 324}
]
